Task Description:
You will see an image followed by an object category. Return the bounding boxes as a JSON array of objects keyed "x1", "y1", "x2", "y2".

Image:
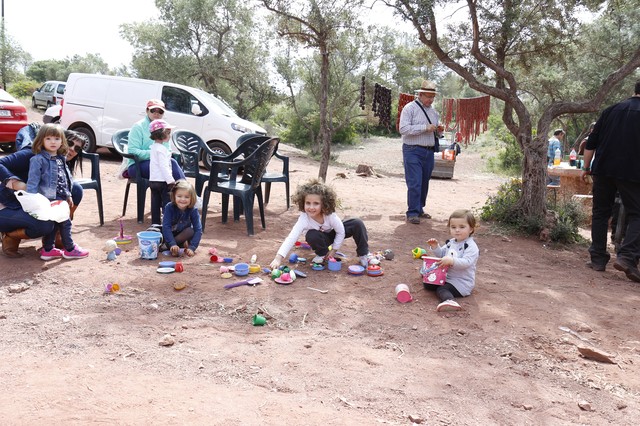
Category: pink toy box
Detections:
[{"x1": 420, "y1": 256, "x2": 449, "y2": 285}]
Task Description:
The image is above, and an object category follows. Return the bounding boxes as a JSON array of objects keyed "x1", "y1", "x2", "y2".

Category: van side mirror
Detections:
[{"x1": 191, "y1": 104, "x2": 202, "y2": 116}]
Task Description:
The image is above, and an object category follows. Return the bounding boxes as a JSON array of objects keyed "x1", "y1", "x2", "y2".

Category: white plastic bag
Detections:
[{"x1": 14, "y1": 190, "x2": 70, "y2": 223}]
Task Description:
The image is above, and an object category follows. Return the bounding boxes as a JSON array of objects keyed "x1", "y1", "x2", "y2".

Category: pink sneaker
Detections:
[
  {"x1": 62, "y1": 244, "x2": 89, "y2": 259},
  {"x1": 40, "y1": 247, "x2": 64, "y2": 261}
]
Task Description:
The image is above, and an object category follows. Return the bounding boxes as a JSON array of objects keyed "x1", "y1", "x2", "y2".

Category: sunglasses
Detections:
[{"x1": 149, "y1": 108, "x2": 164, "y2": 114}]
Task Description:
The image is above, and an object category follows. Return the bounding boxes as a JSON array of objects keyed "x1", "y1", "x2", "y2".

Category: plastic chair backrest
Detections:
[
  {"x1": 172, "y1": 130, "x2": 203, "y2": 177},
  {"x1": 111, "y1": 129, "x2": 130, "y2": 156},
  {"x1": 246, "y1": 138, "x2": 279, "y2": 190},
  {"x1": 235, "y1": 135, "x2": 271, "y2": 182}
]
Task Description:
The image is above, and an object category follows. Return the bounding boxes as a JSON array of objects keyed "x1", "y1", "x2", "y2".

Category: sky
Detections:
[
  {"x1": 6, "y1": 0, "x2": 414, "y2": 70},
  {"x1": 5, "y1": 0, "x2": 159, "y2": 68}
]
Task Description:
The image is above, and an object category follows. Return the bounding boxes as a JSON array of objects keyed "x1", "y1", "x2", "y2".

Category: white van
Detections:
[{"x1": 60, "y1": 73, "x2": 266, "y2": 156}]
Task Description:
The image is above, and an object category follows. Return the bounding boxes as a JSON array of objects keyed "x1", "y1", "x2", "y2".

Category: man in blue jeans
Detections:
[
  {"x1": 582, "y1": 80, "x2": 640, "y2": 281},
  {"x1": 398, "y1": 80, "x2": 443, "y2": 224}
]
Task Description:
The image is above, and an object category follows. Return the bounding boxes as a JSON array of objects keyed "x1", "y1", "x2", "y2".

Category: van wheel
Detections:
[
  {"x1": 202, "y1": 141, "x2": 232, "y2": 170},
  {"x1": 74, "y1": 126, "x2": 97, "y2": 152}
]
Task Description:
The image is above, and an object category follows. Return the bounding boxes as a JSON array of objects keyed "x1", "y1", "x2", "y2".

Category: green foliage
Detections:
[
  {"x1": 479, "y1": 178, "x2": 526, "y2": 226},
  {"x1": 549, "y1": 199, "x2": 587, "y2": 244},
  {"x1": 122, "y1": 0, "x2": 278, "y2": 120},
  {"x1": 7, "y1": 79, "x2": 40, "y2": 98},
  {"x1": 26, "y1": 55, "x2": 111, "y2": 82},
  {"x1": 479, "y1": 178, "x2": 584, "y2": 243},
  {"x1": 486, "y1": 114, "x2": 523, "y2": 175}
]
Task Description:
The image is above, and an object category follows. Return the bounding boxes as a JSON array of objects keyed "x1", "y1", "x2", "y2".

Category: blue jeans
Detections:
[
  {"x1": 402, "y1": 144, "x2": 435, "y2": 218},
  {"x1": 0, "y1": 183, "x2": 81, "y2": 238},
  {"x1": 127, "y1": 159, "x2": 185, "y2": 181},
  {"x1": 0, "y1": 208, "x2": 55, "y2": 238},
  {"x1": 43, "y1": 219, "x2": 74, "y2": 251}
]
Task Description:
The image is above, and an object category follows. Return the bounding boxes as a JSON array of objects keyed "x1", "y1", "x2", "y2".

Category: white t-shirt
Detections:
[
  {"x1": 149, "y1": 143, "x2": 175, "y2": 184},
  {"x1": 276, "y1": 212, "x2": 345, "y2": 258}
]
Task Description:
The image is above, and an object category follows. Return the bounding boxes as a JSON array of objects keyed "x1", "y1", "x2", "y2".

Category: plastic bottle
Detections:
[
  {"x1": 569, "y1": 148, "x2": 577, "y2": 167},
  {"x1": 553, "y1": 147, "x2": 561, "y2": 166}
]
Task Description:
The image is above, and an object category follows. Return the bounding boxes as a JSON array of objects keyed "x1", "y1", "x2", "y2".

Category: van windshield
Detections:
[{"x1": 193, "y1": 89, "x2": 238, "y2": 117}]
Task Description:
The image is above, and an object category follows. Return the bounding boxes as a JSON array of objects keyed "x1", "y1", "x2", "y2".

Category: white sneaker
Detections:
[
  {"x1": 359, "y1": 253, "x2": 372, "y2": 267},
  {"x1": 436, "y1": 299, "x2": 462, "y2": 312},
  {"x1": 311, "y1": 255, "x2": 325, "y2": 264}
]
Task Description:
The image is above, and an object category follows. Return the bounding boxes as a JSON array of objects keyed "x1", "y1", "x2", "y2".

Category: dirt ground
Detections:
[{"x1": 1, "y1": 114, "x2": 640, "y2": 425}]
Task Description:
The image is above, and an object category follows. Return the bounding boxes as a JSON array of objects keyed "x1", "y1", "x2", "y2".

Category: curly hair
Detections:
[
  {"x1": 170, "y1": 180, "x2": 198, "y2": 209},
  {"x1": 448, "y1": 209, "x2": 477, "y2": 234},
  {"x1": 31, "y1": 123, "x2": 69, "y2": 156},
  {"x1": 292, "y1": 179, "x2": 338, "y2": 214}
]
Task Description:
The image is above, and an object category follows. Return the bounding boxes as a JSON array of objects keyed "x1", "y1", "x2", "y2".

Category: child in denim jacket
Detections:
[{"x1": 27, "y1": 124, "x2": 89, "y2": 260}]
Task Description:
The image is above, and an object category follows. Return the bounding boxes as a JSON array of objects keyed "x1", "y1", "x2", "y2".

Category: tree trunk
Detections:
[
  {"x1": 516, "y1": 133, "x2": 547, "y2": 218},
  {"x1": 317, "y1": 46, "x2": 331, "y2": 181}
]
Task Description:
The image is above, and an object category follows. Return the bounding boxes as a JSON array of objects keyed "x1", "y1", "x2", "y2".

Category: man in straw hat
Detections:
[{"x1": 398, "y1": 79, "x2": 443, "y2": 224}]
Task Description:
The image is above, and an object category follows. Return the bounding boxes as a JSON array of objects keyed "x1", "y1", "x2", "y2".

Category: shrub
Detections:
[
  {"x1": 8, "y1": 79, "x2": 41, "y2": 99},
  {"x1": 479, "y1": 178, "x2": 584, "y2": 243}
]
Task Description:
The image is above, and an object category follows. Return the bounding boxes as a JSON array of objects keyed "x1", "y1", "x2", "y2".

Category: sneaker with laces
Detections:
[
  {"x1": 311, "y1": 255, "x2": 325, "y2": 264},
  {"x1": 436, "y1": 299, "x2": 462, "y2": 312},
  {"x1": 40, "y1": 247, "x2": 64, "y2": 261},
  {"x1": 62, "y1": 244, "x2": 90, "y2": 259},
  {"x1": 359, "y1": 253, "x2": 372, "y2": 267}
]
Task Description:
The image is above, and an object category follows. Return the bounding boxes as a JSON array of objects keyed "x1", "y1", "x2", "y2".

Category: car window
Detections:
[
  {"x1": 45, "y1": 83, "x2": 54, "y2": 93},
  {"x1": 162, "y1": 86, "x2": 208, "y2": 116},
  {"x1": 56, "y1": 84, "x2": 65, "y2": 95}
]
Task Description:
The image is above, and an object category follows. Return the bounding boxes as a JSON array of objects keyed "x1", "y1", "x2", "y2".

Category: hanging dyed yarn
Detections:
[
  {"x1": 372, "y1": 83, "x2": 392, "y2": 129},
  {"x1": 396, "y1": 92, "x2": 414, "y2": 131},
  {"x1": 441, "y1": 96, "x2": 490, "y2": 145}
]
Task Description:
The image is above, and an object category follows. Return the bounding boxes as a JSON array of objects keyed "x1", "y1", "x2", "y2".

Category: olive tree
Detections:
[{"x1": 386, "y1": 0, "x2": 640, "y2": 219}]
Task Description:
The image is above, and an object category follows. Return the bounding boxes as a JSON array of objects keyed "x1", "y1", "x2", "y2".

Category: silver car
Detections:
[{"x1": 31, "y1": 81, "x2": 66, "y2": 109}]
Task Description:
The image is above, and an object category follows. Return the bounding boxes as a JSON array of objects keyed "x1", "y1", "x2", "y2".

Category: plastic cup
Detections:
[
  {"x1": 289, "y1": 253, "x2": 299, "y2": 263},
  {"x1": 252, "y1": 314, "x2": 267, "y2": 326},
  {"x1": 395, "y1": 283, "x2": 412, "y2": 303},
  {"x1": 174, "y1": 262, "x2": 184, "y2": 273}
]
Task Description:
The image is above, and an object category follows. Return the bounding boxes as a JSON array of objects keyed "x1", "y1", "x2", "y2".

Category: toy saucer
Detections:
[
  {"x1": 348, "y1": 265, "x2": 365, "y2": 275},
  {"x1": 114, "y1": 235, "x2": 132, "y2": 245},
  {"x1": 274, "y1": 277, "x2": 294, "y2": 285},
  {"x1": 157, "y1": 267, "x2": 175, "y2": 274},
  {"x1": 159, "y1": 261, "x2": 176, "y2": 268},
  {"x1": 311, "y1": 264, "x2": 324, "y2": 271},
  {"x1": 293, "y1": 270, "x2": 307, "y2": 278}
]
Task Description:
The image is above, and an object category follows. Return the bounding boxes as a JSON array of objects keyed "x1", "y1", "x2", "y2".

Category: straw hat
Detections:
[{"x1": 415, "y1": 80, "x2": 438, "y2": 94}]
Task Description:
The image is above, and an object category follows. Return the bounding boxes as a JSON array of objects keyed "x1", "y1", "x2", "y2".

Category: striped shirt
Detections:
[{"x1": 399, "y1": 99, "x2": 440, "y2": 147}]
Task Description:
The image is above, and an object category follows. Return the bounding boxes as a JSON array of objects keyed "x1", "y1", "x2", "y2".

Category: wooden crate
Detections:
[{"x1": 433, "y1": 157, "x2": 455, "y2": 179}]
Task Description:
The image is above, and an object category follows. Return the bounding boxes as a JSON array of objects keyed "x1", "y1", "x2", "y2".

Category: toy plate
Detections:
[
  {"x1": 159, "y1": 261, "x2": 176, "y2": 268},
  {"x1": 274, "y1": 277, "x2": 294, "y2": 285},
  {"x1": 157, "y1": 267, "x2": 175, "y2": 274}
]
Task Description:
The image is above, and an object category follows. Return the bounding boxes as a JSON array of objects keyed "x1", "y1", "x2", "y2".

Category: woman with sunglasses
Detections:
[
  {"x1": 124, "y1": 100, "x2": 185, "y2": 195},
  {"x1": 0, "y1": 130, "x2": 87, "y2": 258}
]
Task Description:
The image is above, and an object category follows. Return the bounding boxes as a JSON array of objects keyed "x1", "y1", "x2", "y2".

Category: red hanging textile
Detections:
[
  {"x1": 441, "y1": 95, "x2": 490, "y2": 146},
  {"x1": 396, "y1": 93, "x2": 415, "y2": 131}
]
